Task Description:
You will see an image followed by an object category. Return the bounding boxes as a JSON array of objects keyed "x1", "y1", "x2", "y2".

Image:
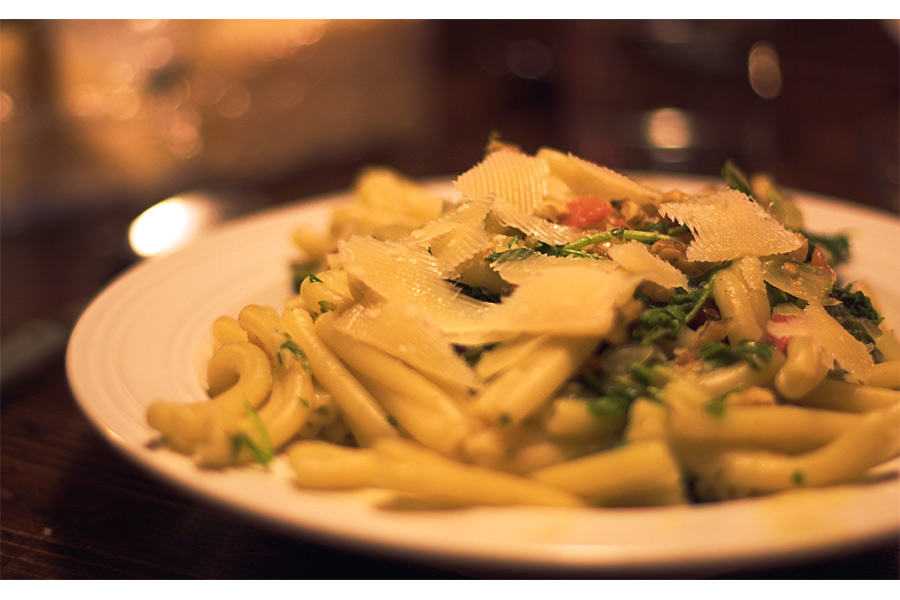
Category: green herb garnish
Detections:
[
  {"x1": 803, "y1": 230, "x2": 851, "y2": 266},
  {"x1": 280, "y1": 338, "x2": 311, "y2": 372},
  {"x1": 721, "y1": 159, "x2": 753, "y2": 196},
  {"x1": 633, "y1": 280, "x2": 715, "y2": 343},
  {"x1": 232, "y1": 399, "x2": 275, "y2": 466},
  {"x1": 697, "y1": 340, "x2": 774, "y2": 370}
]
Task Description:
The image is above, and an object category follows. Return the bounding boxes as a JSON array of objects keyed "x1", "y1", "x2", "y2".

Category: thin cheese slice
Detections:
[
  {"x1": 336, "y1": 237, "x2": 497, "y2": 344},
  {"x1": 455, "y1": 149, "x2": 560, "y2": 214},
  {"x1": 480, "y1": 266, "x2": 642, "y2": 337},
  {"x1": 659, "y1": 189, "x2": 801, "y2": 262},
  {"x1": 491, "y1": 200, "x2": 582, "y2": 245},
  {"x1": 606, "y1": 241, "x2": 689, "y2": 290},
  {"x1": 537, "y1": 147, "x2": 662, "y2": 203},
  {"x1": 407, "y1": 198, "x2": 492, "y2": 276},
  {"x1": 767, "y1": 301, "x2": 874, "y2": 384},
  {"x1": 491, "y1": 253, "x2": 615, "y2": 286},
  {"x1": 331, "y1": 301, "x2": 483, "y2": 392}
]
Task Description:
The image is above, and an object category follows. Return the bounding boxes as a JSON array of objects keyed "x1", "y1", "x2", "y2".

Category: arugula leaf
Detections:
[
  {"x1": 280, "y1": 338, "x2": 311, "y2": 372},
  {"x1": 484, "y1": 247, "x2": 538, "y2": 263},
  {"x1": 454, "y1": 342, "x2": 499, "y2": 367},
  {"x1": 563, "y1": 228, "x2": 680, "y2": 252},
  {"x1": 803, "y1": 230, "x2": 851, "y2": 266},
  {"x1": 829, "y1": 283, "x2": 881, "y2": 323},
  {"x1": 291, "y1": 261, "x2": 320, "y2": 293},
  {"x1": 232, "y1": 399, "x2": 275, "y2": 466},
  {"x1": 721, "y1": 159, "x2": 753, "y2": 196},
  {"x1": 446, "y1": 279, "x2": 504, "y2": 303},
  {"x1": 583, "y1": 364, "x2": 664, "y2": 417},
  {"x1": 697, "y1": 340, "x2": 774, "y2": 370},
  {"x1": 632, "y1": 280, "x2": 715, "y2": 343}
]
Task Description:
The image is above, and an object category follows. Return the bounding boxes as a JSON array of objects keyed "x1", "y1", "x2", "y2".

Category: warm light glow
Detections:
[
  {"x1": 748, "y1": 42, "x2": 782, "y2": 99},
  {"x1": 0, "y1": 91, "x2": 14, "y2": 123},
  {"x1": 217, "y1": 86, "x2": 251, "y2": 119},
  {"x1": 644, "y1": 108, "x2": 693, "y2": 149},
  {"x1": 128, "y1": 197, "x2": 203, "y2": 257}
]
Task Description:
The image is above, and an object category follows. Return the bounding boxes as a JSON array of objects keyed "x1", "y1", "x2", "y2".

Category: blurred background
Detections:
[
  {"x1": 2, "y1": 19, "x2": 899, "y2": 578},
  {"x1": 4, "y1": 17, "x2": 899, "y2": 349},
  {"x1": 2, "y1": 18, "x2": 899, "y2": 344},
  {"x1": 2, "y1": 19, "x2": 898, "y2": 231}
]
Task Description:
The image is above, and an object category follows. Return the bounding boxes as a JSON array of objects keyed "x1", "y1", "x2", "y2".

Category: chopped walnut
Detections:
[{"x1": 650, "y1": 239, "x2": 720, "y2": 279}]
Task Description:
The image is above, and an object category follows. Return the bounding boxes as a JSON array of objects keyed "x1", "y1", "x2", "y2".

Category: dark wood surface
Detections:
[{"x1": 2, "y1": 20, "x2": 898, "y2": 579}]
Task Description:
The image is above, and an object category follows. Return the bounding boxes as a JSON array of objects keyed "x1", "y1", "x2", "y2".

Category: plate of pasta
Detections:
[{"x1": 67, "y1": 142, "x2": 900, "y2": 574}]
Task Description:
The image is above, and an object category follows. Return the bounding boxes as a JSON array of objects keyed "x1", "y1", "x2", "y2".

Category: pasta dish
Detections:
[{"x1": 145, "y1": 140, "x2": 900, "y2": 509}]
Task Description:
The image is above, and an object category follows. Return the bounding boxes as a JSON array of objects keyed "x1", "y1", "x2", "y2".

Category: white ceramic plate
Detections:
[{"x1": 66, "y1": 176, "x2": 900, "y2": 575}]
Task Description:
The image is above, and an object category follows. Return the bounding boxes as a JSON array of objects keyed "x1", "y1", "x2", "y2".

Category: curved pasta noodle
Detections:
[
  {"x1": 471, "y1": 335, "x2": 601, "y2": 425},
  {"x1": 280, "y1": 307, "x2": 398, "y2": 446},
  {"x1": 146, "y1": 341, "x2": 273, "y2": 454},
  {"x1": 529, "y1": 439, "x2": 686, "y2": 507},
  {"x1": 775, "y1": 336, "x2": 829, "y2": 399},
  {"x1": 686, "y1": 404, "x2": 899, "y2": 500},
  {"x1": 314, "y1": 311, "x2": 473, "y2": 455},
  {"x1": 667, "y1": 403, "x2": 862, "y2": 454},
  {"x1": 204, "y1": 341, "x2": 274, "y2": 410}
]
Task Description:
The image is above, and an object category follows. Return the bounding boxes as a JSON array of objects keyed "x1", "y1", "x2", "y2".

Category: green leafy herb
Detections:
[
  {"x1": 232, "y1": 399, "x2": 274, "y2": 466},
  {"x1": 564, "y1": 228, "x2": 680, "y2": 252},
  {"x1": 454, "y1": 343, "x2": 498, "y2": 366},
  {"x1": 697, "y1": 340, "x2": 774, "y2": 370},
  {"x1": 485, "y1": 246, "x2": 536, "y2": 263},
  {"x1": 703, "y1": 385, "x2": 746, "y2": 419},
  {"x1": 583, "y1": 364, "x2": 664, "y2": 417},
  {"x1": 803, "y1": 230, "x2": 851, "y2": 266},
  {"x1": 791, "y1": 469, "x2": 806, "y2": 486},
  {"x1": 633, "y1": 280, "x2": 715, "y2": 343},
  {"x1": 703, "y1": 396, "x2": 727, "y2": 419},
  {"x1": 446, "y1": 280, "x2": 504, "y2": 303},
  {"x1": 825, "y1": 285, "x2": 883, "y2": 360},
  {"x1": 721, "y1": 159, "x2": 753, "y2": 196},
  {"x1": 280, "y1": 338, "x2": 311, "y2": 372},
  {"x1": 829, "y1": 284, "x2": 881, "y2": 323},
  {"x1": 291, "y1": 262, "x2": 320, "y2": 293},
  {"x1": 318, "y1": 300, "x2": 337, "y2": 313}
]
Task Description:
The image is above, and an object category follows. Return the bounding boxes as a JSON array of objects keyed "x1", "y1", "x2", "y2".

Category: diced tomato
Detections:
[
  {"x1": 561, "y1": 196, "x2": 614, "y2": 229},
  {"x1": 809, "y1": 247, "x2": 837, "y2": 284},
  {"x1": 769, "y1": 314, "x2": 796, "y2": 353}
]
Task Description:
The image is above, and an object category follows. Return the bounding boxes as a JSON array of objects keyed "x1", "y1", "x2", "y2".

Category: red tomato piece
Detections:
[
  {"x1": 769, "y1": 313, "x2": 796, "y2": 353},
  {"x1": 562, "y1": 196, "x2": 613, "y2": 229}
]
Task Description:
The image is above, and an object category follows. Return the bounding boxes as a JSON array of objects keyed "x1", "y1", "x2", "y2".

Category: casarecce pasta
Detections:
[{"x1": 147, "y1": 140, "x2": 900, "y2": 508}]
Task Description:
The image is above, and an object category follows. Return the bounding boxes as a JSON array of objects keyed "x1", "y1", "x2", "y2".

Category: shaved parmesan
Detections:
[
  {"x1": 606, "y1": 241, "x2": 689, "y2": 291},
  {"x1": 455, "y1": 149, "x2": 566, "y2": 214},
  {"x1": 761, "y1": 259, "x2": 835, "y2": 302},
  {"x1": 491, "y1": 253, "x2": 615, "y2": 286},
  {"x1": 331, "y1": 301, "x2": 483, "y2": 392},
  {"x1": 767, "y1": 301, "x2": 875, "y2": 384},
  {"x1": 491, "y1": 200, "x2": 582, "y2": 245},
  {"x1": 481, "y1": 266, "x2": 642, "y2": 337},
  {"x1": 408, "y1": 198, "x2": 492, "y2": 276},
  {"x1": 336, "y1": 237, "x2": 497, "y2": 344},
  {"x1": 537, "y1": 147, "x2": 662, "y2": 203},
  {"x1": 659, "y1": 190, "x2": 801, "y2": 262}
]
